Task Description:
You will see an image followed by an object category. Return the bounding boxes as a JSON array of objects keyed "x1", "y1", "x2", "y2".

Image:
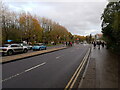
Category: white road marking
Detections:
[
  {"x1": 56, "y1": 56, "x2": 61, "y2": 59},
  {"x1": 25, "y1": 62, "x2": 46, "y2": 72},
  {"x1": 56, "y1": 55, "x2": 64, "y2": 59},
  {"x1": 2, "y1": 62, "x2": 46, "y2": 82}
]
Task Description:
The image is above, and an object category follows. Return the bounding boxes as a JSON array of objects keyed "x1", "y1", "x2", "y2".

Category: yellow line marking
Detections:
[
  {"x1": 64, "y1": 48, "x2": 90, "y2": 89},
  {"x1": 65, "y1": 57, "x2": 85, "y2": 89},
  {"x1": 65, "y1": 53, "x2": 87, "y2": 88},
  {"x1": 70, "y1": 50, "x2": 89, "y2": 88}
]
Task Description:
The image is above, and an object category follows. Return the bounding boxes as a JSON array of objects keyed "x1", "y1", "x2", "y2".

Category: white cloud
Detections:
[
  {"x1": 3, "y1": 1, "x2": 108, "y2": 36},
  {"x1": 3, "y1": 0, "x2": 108, "y2": 2}
]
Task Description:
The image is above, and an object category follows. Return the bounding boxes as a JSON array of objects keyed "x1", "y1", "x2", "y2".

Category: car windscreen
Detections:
[
  {"x1": 22, "y1": 43, "x2": 28, "y2": 46},
  {"x1": 34, "y1": 44, "x2": 42, "y2": 46},
  {"x1": 11, "y1": 45, "x2": 20, "y2": 47}
]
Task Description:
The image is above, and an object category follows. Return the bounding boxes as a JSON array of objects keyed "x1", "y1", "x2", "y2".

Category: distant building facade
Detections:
[
  {"x1": 92, "y1": 34, "x2": 103, "y2": 40},
  {"x1": 96, "y1": 34, "x2": 102, "y2": 39}
]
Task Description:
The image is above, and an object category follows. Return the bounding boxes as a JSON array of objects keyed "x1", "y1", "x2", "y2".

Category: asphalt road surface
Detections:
[{"x1": 2, "y1": 44, "x2": 90, "y2": 88}]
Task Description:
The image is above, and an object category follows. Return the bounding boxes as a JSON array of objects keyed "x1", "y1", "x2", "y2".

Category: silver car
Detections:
[
  {"x1": 20, "y1": 43, "x2": 32, "y2": 50},
  {"x1": 0, "y1": 44, "x2": 28, "y2": 55}
]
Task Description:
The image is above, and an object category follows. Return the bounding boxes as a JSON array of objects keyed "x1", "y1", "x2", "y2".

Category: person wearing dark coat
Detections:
[
  {"x1": 93, "y1": 42, "x2": 96, "y2": 49},
  {"x1": 101, "y1": 42, "x2": 105, "y2": 48}
]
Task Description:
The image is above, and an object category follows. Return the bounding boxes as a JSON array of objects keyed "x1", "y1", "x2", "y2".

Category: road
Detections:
[{"x1": 2, "y1": 44, "x2": 90, "y2": 88}]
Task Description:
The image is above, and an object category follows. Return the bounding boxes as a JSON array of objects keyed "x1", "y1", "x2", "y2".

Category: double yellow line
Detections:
[{"x1": 65, "y1": 48, "x2": 91, "y2": 89}]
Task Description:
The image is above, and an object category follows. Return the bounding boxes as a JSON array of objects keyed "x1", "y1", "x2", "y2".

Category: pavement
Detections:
[
  {"x1": 2, "y1": 44, "x2": 91, "y2": 88},
  {"x1": 1, "y1": 44, "x2": 65, "y2": 58},
  {"x1": 1, "y1": 47, "x2": 66, "y2": 63},
  {"x1": 79, "y1": 45, "x2": 119, "y2": 88}
]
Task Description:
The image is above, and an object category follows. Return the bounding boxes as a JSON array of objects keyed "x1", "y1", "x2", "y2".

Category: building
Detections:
[{"x1": 96, "y1": 34, "x2": 103, "y2": 40}]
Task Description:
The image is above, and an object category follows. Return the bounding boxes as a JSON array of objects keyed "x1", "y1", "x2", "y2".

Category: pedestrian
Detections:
[
  {"x1": 93, "y1": 42, "x2": 96, "y2": 49},
  {"x1": 70, "y1": 42, "x2": 72, "y2": 46},
  {"x1": 97, "y1": 41, "x2": 101, "y2": 49},
  {"x1": 68, "y1": 41, "x2": 71, "y2": 47},
  {"x1": 101, "y1": 42, "x2": 105, "y2": 48},
  {"x1": 66, "y1": 42, "x2": 68, "y2": 46}
]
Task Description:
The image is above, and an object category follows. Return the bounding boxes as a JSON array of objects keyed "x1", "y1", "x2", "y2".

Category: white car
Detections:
[
  {"x1": 20, "y1": 43, "x2": 32, "y2": 50},
  {"x1": 0, "y1": 44, "x2": 28, "y2": 55}
]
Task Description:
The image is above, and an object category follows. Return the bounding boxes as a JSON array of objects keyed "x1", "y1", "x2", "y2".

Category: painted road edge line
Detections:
[
  {"x1": 70, "y1": 49, "x2": 90, "y2": 88},
  {"x1": 65, "y1": 55, "x2": 85, "y2": 89},
  {"x1": 64, "y1": 48, "x2": 91, "y2": 89}
]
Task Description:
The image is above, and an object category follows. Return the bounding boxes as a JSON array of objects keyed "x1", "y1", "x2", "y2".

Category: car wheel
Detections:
[
  {"x1": 39, "y1": 48, "x2": 41, "y2": 50},
  {"x1": 30, "y1": 47, "x2": 32, "y2": 50},
  {"x1": 7, "y1": 50, "x2": 13, "y2": 56},
  {"x1": 2, "y1": 53, "x2": 4, "y2": 56},
  {"x1": 23, "y1": 49, "x2": 28, "y2": 53},
  {"x1": 44, "y1": 47, "x2": 46, "y2": 50}
]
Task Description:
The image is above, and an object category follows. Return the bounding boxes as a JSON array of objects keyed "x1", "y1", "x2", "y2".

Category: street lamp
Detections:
[{"x1": 42, "y1": 23, "x2": 47, "y2": 43}]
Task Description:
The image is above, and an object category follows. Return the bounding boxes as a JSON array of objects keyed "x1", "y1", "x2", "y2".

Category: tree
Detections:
[
  {"x1": 38, "y1": 17, "x2": 73, "y2": 43},
  {"x1": 73, "y1": 35, "x2": 86, "y2": 43},
  {"x1": 19, "y1": 13, "x2": 43, "y2": 44},
  {"x1": 0, "y1": 2, "x2": 2, "y2": 45},
  {"x1": 1, "y1": 2, "x2": 73, "y2": 45},
  {"x1": 101, "y1": 1, "x2": 120, "y2": 53},
  {"x1": 1, "y1": 2, "x2": 21, "y2": 43}
]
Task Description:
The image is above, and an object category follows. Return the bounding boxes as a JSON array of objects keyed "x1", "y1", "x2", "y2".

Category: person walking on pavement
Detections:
[
  {"x1": 93, "y1": 41, "x2": 96, "y2": 49},
  {"x1": 68, "y1": 41, "x2": 71, "y2": 47},
  {"x1": 70, "y1": 41, "x2": 72, "y2": 46},
  {"x1": 66, "y1": 42, "x2": 68, "y2": 46},
  {"x1": 101, "y1": 42, "x2": 105, "y2": 48},
  {"x1": 97, "y1": 41, "x2": 101, "y2": 49}
]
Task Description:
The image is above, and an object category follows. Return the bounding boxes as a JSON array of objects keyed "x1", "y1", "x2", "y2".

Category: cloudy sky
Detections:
[{"x1": 3, "y1": 0, "x2": 108, "y2": 36}]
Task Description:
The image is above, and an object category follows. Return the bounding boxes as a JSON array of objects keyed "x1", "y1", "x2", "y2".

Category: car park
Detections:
[
  {"x1": 32, "y1": 43, "x2": 47, "y2": 51},
  {"x1": 0, "y1": 44, "x2": 28, "y2": 56}
]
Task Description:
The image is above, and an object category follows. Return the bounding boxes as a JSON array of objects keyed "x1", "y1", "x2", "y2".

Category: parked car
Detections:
[
  {"x1": 80, "y1": 42, "x2": 83, "y2": 44},
  {"x1": 20, "y1": 43, "x2": 32, "y2": 50},
  {"x1": 0, "y1": 44, "x2": 28, "y2": 55},
  {"x1": 32, "y1": 43, "x2": 47, "y2": 51}
]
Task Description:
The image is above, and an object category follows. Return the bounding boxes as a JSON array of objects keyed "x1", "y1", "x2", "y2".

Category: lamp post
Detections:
[{"x1": 42, "y1": 23, "x2": 47, "y2": 43}]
